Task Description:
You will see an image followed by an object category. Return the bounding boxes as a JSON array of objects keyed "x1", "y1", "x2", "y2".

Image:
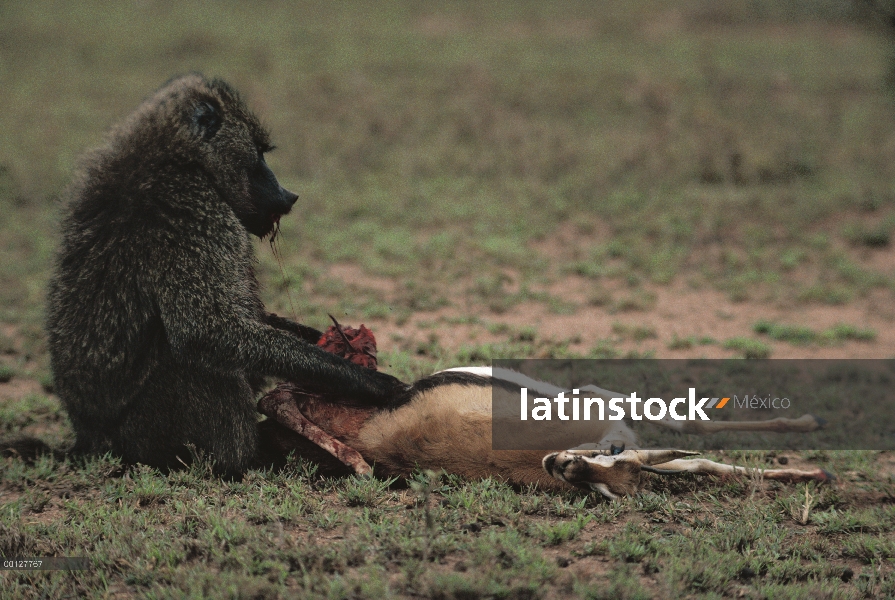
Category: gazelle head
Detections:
[{"x1": 543, "y1": 448, "x2": 700, "y2": 499}]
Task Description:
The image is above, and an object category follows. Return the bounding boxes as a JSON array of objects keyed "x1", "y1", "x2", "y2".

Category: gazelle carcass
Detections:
[{"x1": 259, "y1": 367, "x2": 833, "y2": 499}]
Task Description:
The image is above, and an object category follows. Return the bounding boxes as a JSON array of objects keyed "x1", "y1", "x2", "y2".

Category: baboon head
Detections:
[{"x1": 118, "y1": 74, "x2": 298, "y2": 238}]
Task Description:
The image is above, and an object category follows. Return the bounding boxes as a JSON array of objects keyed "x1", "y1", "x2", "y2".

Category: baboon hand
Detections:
[{"x1": 369, "y1": 371, "x2": 411, "y2": 405}]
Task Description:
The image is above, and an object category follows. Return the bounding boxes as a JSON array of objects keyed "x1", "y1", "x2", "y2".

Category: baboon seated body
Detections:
[{"x1": 46, "y1": 75, "x2": 406, "y2": 477}]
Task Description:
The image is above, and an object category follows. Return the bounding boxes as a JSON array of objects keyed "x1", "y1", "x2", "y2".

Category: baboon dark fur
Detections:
[{"x1": 46, "y1": 74, "x2": 407, "y2": 478}]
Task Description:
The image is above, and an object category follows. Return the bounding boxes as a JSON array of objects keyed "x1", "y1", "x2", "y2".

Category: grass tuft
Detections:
[{"x1": 723, "y1": 337, "x2": 772, "y2": 359}]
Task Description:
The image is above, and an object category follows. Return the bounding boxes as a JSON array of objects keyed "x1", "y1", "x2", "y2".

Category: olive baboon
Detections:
[{"x1": 45, "y1": 74, "x2": 407, "y2": 477}]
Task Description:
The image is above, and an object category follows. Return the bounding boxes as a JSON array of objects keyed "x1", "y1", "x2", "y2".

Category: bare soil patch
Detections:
[
  {"x1": 326, "y1": 263, "x2": 400, "y2": 297},
  {"x1": 327, "y1": 272, "x2": 895, "y2": 360},
  {"x1": 0, "y1": 377, "x2": 44, "y2": 402}
]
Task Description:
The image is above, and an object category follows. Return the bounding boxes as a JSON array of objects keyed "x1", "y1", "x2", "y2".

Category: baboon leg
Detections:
[
  {"x1": 115, "y1": 374, "x2": 258, "y2": 478},
  {"x1": 0, "y1": 437, "x2": 61, "y2": 463}
]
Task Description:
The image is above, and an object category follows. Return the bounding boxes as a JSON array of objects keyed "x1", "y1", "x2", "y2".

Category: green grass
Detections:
[
  {"x1": 753, "y1": 320, "x2": 878, "y2": 346},
  {"x1": 666, "y1": 335, "x2": 716, "y2": 351},
  {"x1": 2, "y1": 0, "x2": 895, "y2": 597},
  {"x1": 842, "y1": 215, "x2": 895, "y2": 248},
  {"x1": 4, "y1": 450, "x2": 893, "y2": 598},
  {"x1": 611, "y1": 322, "x2": 658, "y2": 342},
  {"x1": 723, "y1": 337, "x2": 773, "y2": 359}
]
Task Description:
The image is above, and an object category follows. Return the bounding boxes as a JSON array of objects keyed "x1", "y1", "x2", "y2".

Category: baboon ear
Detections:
[{"x1": 191, "y1": 99, "x2": 222, "y2": 141}]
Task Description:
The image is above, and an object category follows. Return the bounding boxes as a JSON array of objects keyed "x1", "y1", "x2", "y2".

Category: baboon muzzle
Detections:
[{"x1": 280, "y1": 187, "x2": 298, "y2": 211}]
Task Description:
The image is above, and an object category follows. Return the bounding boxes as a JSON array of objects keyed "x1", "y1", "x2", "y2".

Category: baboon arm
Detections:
[
  {"x1": 153, "y1": 246, "x2": 406, "y2": 405},
  {"x1": 264, "y1": 312, "x2": 323, "y2": 344}
]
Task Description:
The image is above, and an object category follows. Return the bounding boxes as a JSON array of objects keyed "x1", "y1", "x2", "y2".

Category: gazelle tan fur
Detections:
[{"x1": 259, "y1": 367, "x2": 833, "y2": 498}]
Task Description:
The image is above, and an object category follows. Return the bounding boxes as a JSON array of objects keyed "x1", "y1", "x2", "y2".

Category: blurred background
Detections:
[
  {"x1": 2, "y1": 0, "x2": 895, "y2": 386},
  {"x1": 3, "y1": 6, "x2": 895, "y2": 595}
]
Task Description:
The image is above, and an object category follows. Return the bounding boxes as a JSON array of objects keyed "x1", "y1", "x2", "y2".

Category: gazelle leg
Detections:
[
  {"x1": 655, "y1": 413, "x2": 826, "y2": 434},
  {"x1": 648, "y1": 458, "x2": 835, "y2": 483},
  {"x1": 258, "y1": 388, "x2": 373, "y2": 475},
  {"x1": 543, "y1": 448, "x2": 834, "y2": 499},
  {"x1": 575, "y1": 386, "x2": 827, "y2": 435}
]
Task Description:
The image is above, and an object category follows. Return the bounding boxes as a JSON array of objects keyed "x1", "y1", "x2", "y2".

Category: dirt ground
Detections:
[
  {"x1": 317, "y1": 210, "x2": 895, "y2": 362},
  {"x1": 322, "y1": 263, "x2": 895, "y2": 361}
]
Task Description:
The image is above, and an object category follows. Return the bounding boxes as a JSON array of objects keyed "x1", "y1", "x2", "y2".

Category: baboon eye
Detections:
[{"x1": 191, "y1": 100, "x2": 222, "y2": 141}]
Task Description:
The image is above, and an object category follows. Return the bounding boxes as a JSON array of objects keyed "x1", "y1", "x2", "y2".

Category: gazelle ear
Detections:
[{"x1": 191, "y1": 99, "x2": 222, "y2": 141}]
